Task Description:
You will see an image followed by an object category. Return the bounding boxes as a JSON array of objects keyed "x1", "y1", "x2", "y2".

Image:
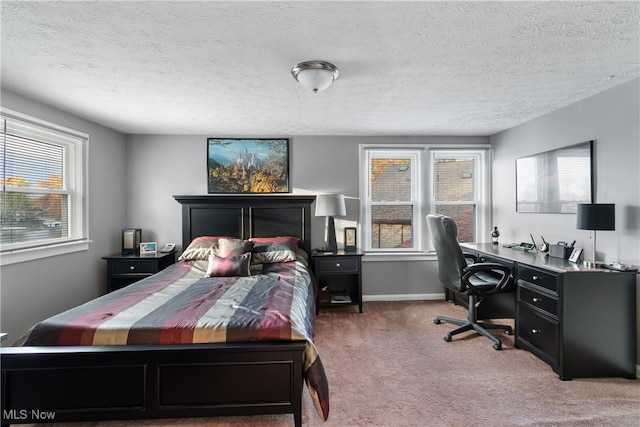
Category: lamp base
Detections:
[{"x1": 327, "y1": 216, "x2": 338, "y2": 253}]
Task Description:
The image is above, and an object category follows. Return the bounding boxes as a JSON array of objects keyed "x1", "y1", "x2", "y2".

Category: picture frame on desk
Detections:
[
  {"x1": 568, "y1": 247, "x2": 582, "y2": 263},
  {"x1": 344, "y1": 227, "x2": 357, "y2": 251}
]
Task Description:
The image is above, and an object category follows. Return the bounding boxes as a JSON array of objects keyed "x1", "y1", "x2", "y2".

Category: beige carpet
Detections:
[{"x1": 22, "y1": 301, "x2": 640, "y2": 427}]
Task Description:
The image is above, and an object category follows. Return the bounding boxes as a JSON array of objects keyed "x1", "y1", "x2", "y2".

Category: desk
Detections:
[{"x1": 462, "y1": 243, "x2": 636, "y2": 380}]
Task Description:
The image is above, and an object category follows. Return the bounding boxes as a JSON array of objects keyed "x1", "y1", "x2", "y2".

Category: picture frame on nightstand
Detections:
[
  {"x1": 344, "y1": 227, "x2": 357, "y2": 251},
  {"x1": 122, "y1": 228, "x2": 141, "y2": 255},
  {"x1": 140, "y1": 242, "x2": 157, "y2": 255}
]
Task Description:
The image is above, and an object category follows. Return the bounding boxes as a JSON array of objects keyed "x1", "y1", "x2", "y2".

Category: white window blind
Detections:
[{"x1": 1, "y1": 109, "x2": 88, "y2": 257}]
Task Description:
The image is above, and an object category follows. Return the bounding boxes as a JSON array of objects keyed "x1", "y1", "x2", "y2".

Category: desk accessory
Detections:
[
  {"x1": 549, "y1": 243, "x2": 572, "y2": 259},
  {"x1": 568, "y1": 247, "x2": 582, "y2": 263},
  {"x1": 601, "y1": 262, "x2": 637, "y2": 272},
  {"x1": 491, "y1": 226, "x2": 500, "y2": 244},
  {"x1": 537, "y1": 236, "x2": 549, "y2": 252},
  {"x1": 511, "y1": 242, "x2": 534, "y2": 251}
]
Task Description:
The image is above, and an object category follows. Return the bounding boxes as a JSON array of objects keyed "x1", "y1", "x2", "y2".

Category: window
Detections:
[
  {"x1": 361, "y1": 145, "x2": 489, "y2": 254},
  {"x1": 363, "y1": 149, "x2": 421, "y2": 252},
  {"x1": 1, "y1": 109, "x2": 88, "y2": 264},
  {"x1": 431, "y1": 150, "x2": 487, "y2": 244}
]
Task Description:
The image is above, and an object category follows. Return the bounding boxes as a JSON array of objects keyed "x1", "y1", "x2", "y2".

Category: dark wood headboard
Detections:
[{"x1": 174, "y1": 195, "x2": 316, "y2": 255}]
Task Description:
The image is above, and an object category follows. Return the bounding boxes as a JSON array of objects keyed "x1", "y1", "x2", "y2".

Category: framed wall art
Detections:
[{"x1": 207, "y1": 138, "x2": 290, "y2": 193}]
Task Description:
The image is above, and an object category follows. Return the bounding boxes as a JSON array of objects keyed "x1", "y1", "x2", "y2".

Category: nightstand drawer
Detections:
[
  {"x1": 112, "y1": 260, "x2": 156, "y2": 275},
  {"x1": 316, "y1": 257, "x2": 358, "y2": 273},
  {"x1": 519, "y1": 284, "x2": 558, "y2": 317},
  {"x1": 518, "y1": 266, "x2": 558, "y2": 292}
]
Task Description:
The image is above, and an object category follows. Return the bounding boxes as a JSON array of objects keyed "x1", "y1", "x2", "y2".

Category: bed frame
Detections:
[{"x1": 1, "y1": 195, "x2": 316, "y2": 427}]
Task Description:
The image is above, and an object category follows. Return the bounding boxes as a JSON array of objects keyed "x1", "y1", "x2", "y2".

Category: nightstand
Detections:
[
  {"x1": 103, "y1": 251, "x2": 175, "y2": 293},
  {"x1": 312, "y1": 250, "x2": 363, "y2": 313}
]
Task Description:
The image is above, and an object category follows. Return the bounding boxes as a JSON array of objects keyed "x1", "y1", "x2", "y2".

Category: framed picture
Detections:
[
  {"x1": 569, "y1": 247, "x2": 583, "y2": 263},
  {"x1": 207, "y1": 138, "x2": 290, "y2": 193},
  {"x1": 344, "y1": 227, "x2": 357, "y2": 251},
  {"x1": 122, "y1": 228, "x2": 141, "y2": 255},
  {"x1": 140, "y1": 242, "x2": 157, "y2": 255}
]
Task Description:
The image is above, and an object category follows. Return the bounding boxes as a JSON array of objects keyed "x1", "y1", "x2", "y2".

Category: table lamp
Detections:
[
  {"x1": 315, "y1": 193, "x2": 346, "y2": 252},
  {"x1": 576, "y1": 203, "x2": 615, "y2": 267}
]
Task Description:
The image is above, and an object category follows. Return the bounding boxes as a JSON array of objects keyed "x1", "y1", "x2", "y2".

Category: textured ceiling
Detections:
[{"x1": 1, "y1": 1, "x2": 638, "y2": 136}]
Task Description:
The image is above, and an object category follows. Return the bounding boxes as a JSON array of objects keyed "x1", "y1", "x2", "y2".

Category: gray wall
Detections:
[
  {"x1": 490, "y1": 77, "x2": 640, "y2": 362},
  {"x1": 124, "y1": 135, "x2": 488, "y2": 299},
  {"x1": 0, "y1": 90, "x2": 127, "y2": 343}
]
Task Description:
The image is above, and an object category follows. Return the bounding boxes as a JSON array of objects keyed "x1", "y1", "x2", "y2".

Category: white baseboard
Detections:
[{"x1": 363, "y1": 293, "x2": 445, "y2": 302}]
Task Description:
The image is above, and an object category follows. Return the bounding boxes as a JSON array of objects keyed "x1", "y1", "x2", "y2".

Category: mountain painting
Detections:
[{"x1": 207, "y1": 138, "x2": 289, "y2": 193}]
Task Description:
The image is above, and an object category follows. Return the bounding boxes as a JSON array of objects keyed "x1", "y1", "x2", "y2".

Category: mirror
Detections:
[{"x1": 516, "y1": 141, "x2": 593, "y2": 214}]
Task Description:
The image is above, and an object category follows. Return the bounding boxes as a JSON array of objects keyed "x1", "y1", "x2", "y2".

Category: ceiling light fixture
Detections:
[{"x1": 291, "y1": 60, "x2": 339, "y2": 93}]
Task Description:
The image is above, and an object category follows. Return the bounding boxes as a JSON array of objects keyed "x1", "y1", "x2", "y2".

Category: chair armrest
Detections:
[
  {"x1": 462, "y1": 252, "x2": 477, "y2": 265},
  {"x1": 461, "y1": 262, "x2": 511, "y2": 294}
]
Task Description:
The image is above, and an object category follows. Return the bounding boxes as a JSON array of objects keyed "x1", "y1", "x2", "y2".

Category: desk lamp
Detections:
[
  {"x1": 576, "y1": 203, "x2": 615, "y2": 267},
  {"x1": 315, "y1": 194, "x2": 346, "y2": 252}
]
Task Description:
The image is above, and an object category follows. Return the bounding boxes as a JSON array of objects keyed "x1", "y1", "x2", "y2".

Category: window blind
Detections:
[{"x1": 1, "y1": 110, "x2": 88, "y2": 253}]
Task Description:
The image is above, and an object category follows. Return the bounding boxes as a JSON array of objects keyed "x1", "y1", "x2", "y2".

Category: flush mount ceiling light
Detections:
[{"x1": 291, "y1": 60, "x2": 339, "y2": 93}]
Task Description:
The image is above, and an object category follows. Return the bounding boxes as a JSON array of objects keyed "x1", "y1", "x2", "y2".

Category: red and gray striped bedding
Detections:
[{"x1": 15, "y1": 255, "x2": 329, "y2": 420}]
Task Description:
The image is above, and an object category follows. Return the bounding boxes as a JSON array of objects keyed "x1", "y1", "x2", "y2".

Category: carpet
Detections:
[{"x1": 21, "y1": 301, "x2": 640, "y2": 426}]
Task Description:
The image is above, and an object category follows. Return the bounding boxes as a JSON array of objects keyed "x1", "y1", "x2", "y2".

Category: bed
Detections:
[{"x1": 1, "y1": 195, "x2": 327, "y2": 427}]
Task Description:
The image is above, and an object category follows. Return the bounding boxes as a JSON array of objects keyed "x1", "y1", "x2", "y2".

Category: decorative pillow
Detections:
[
  {"x1": 205, "y1": 252, "x2": 252, "y2": 277},
  {"x1": 250, "y1": 236, "x2": 299, "y2": 264},
  {"x1": 218, "y1": 238, "x2": 254, "y2": 258},
  {"x1": 178, "y1": 236, "x2": 230, "y2": 261}
]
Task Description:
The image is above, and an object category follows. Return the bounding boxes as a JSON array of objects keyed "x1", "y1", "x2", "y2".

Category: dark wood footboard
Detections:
[{"x1": 1, "y1": 342, "x2": 305, "y2": 427}]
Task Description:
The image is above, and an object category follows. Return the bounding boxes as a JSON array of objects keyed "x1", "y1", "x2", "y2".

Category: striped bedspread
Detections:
[{"x1": 15, "y1": 256, "x2": 329, "y2": 420}]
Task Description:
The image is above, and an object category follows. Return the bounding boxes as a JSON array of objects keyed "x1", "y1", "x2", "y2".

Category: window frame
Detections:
[
  {"x1": 362, "y1": 147, "x2": 423, "y2": 253},
  {"x1": 427, "y1": 148, "x2": 491, "y2": 251},
  {"x1": 0, "y1": 108, "x2": 90, "y2": 266},
  {"x1": 360, "y1": 144, "x2": 491, "y2": 258}
]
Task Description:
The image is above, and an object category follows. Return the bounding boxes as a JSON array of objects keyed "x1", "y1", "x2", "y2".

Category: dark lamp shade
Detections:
[{"x1": 576, "y1": 204, "x2": 615, "y2": 231}]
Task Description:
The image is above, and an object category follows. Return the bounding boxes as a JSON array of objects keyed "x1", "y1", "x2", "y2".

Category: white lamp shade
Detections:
[
  {"x1": 315, "y1": 194, "x2": 346, "y2": 217},
  {"x1": 296, "y1": 69, "x2": 335, "y2": 92}
]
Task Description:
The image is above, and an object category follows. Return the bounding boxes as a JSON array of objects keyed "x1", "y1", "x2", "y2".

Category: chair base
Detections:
[{"x1": 435, "y1": 295, "x2": 513, "y2": 350}]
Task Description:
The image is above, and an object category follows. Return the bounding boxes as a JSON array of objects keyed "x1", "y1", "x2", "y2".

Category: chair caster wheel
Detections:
[
  {"x1": 493, "y1": 342, "x2": 502, "y2": 350},
  {"x1": 434, "y1": 318, "x2": 441, "y2": 325},
  {"x1": 444, "y1": 334, "x2": 452, "y2": 342}
]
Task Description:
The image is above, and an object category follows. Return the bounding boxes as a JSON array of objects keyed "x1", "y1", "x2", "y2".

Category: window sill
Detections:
[
  {"x1": 0, "y1": 240, "x2": 91, "y2": 266},
  {"x1": 362, "y1": 252, "x2": 437, "y2": 262}
]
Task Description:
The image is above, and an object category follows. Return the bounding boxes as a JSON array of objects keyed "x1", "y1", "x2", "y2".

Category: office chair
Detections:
[{"x1": 427, "y1": 214, "x2": 513, "y2": 350}]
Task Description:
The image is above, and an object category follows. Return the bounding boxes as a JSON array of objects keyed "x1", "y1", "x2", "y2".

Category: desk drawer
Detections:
[
  {"x1": 519, "y1": 285, "x2": 558, "y2": 317},
  {"x1": 112, "y1": 260, "x2": 156, "y2": 275},
  {"x1": 518, "y1": 266, "x2": 558, "y2": 292},
  {"x1": 518, "y1": 305, "x2": 559, "y2": 363},
  {"x1": 316, "y1": 257, "x2": 359, "y2": 274},
  {"x1": 476, "y1": 253, "x2": 515, "y2": 271}
]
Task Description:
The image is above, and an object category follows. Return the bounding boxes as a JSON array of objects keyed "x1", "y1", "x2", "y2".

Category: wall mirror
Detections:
[{"x1": 516, "y1": 141, "x2": 593, "y2": 214}]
